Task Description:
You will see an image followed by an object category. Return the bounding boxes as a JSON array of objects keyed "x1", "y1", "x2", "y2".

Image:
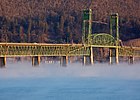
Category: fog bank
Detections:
[{"x1": 0, "y1": 61, "x2": 140, "y2": 79}]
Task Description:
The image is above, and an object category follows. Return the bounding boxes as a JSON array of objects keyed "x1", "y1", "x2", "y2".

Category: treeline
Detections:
[{"x1": 0, "y1": 0, "x2": 140, "y2": 43}]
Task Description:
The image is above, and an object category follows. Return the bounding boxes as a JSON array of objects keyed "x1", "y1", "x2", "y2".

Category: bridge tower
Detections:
[
  {"x1": 110, "y1": 13, "x2": 119, "y2": 64},
  {"x1": 110, "y1": 13, "x2": 119, "y2": 46},
  {"x1": 82, "y1": 9, "x2": 92, "y2": 45},
  {"x1": 82, "y1": 9, "x2": 93, "y2": 65}
]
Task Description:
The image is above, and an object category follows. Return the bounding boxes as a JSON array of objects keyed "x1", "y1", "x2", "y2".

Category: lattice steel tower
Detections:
[
  {"x1": 110, "y1": 13, "x2": 119, "y2": 46},
  {"x1": 82, "y1": 9, "x2": 92, "y2": 45},
  {"x1": 110, "y1": 13, "x2": 119, "y2": 64}
]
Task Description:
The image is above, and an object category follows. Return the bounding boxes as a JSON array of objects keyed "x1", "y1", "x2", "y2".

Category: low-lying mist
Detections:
[{"x1": 0, "y1": 61, "x2": 140, "y2": 80}]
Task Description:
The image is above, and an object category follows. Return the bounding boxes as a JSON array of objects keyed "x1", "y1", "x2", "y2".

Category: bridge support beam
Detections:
[
  {"x1": 109, "y1": 49, "x2": 112, "y2": 64},
  {"x1": 83, "y1": 56, "x2": 87, "y2": 65},
  {"x1": 90, "y1": 46, "x2": 94, "y2": 65},
  {"x1": 0, "y1": 57, "x2": 6, "y2": 68},
  {"x1": 60, "y1": 56, "x2": 68, "y2": 67},
  {"x1": 32, "y1": 56, "x2": 41, "y2": 66},
  {"x1": 109, "y1": 48, "x2": 119, "y2": 64},
  {"x1": 116, "y1": 47, "x2": 119, "y2": 64},
  {"x1": 129, "y1": 56, "x2": 134, "y2": 64},
  {"x1": 83, "y1": 46, "x2": 94, "y2": 65},
  {"x1": 83, "y1": 56, "x2": 91, "y2": 65}
]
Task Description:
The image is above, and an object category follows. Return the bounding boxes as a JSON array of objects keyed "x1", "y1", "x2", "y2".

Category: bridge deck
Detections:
[
  {"x1": 0, "y1": 43, "x2": 140, "y2": 57},
  {"x1": 0, "y1": 43, "x2": 90, "y2": 57}
]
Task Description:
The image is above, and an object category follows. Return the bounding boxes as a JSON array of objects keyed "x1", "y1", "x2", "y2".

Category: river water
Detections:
[{"x1": 0, "y1": 61, "x2": 140, "y2": 100}]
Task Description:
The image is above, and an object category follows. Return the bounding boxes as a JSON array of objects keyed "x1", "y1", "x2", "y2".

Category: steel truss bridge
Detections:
[
  {"x1": 0, "y1": 40, "x2": 140, "y2": 58},
  {"x1": 0, "y1": 9, "x2": 140, "y2": 67},
  {"x1": 0, "y1": 37, "x2": 140, "y2": 67}
]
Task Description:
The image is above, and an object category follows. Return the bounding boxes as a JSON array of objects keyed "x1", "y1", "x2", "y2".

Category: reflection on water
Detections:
[{"x1": 0, "y1": 61, "x2": 140, "y2": 100}]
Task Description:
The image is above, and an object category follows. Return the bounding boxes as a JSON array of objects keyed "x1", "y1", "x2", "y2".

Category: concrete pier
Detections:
[
  {"x1": 129, "y1": 56, "x2": 134, "y2": 64},
  {"x1": 83, "y1": 46, "x2": 94, "y2": 65},
  {"x1": 116, "y1": 47, "x2": 119, "y2": 64},
  {"x1": 0, "y1": 57, "x2": 6, "y2": 68},
  {"x1": 83, "y1": 56, "x2": 90, "y2": 65},
  {"x1": 90, "y1": 46, "x2": 94, "y2": 65},
  {"x1": 60, "y1": 56, "x2": 68, "y2": 67},
  {"x1": 109, "y1": 48, "x2": 119, "y2": 64},
  {"x1": 32, "y1": 56, "x2": 41, "y2": 66},
  {"x1": 109, "y1": 49, "x2": 113, "y2": 64}
]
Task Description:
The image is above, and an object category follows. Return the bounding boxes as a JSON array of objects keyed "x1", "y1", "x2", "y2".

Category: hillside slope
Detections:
[{"x1": 0, "y1": 0, "x2": 140, "y2": 43}]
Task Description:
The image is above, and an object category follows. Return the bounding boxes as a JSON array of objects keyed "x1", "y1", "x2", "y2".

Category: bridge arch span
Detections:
[{"x1": 92, "y1": 33, "x2": 116, "y2": 46}]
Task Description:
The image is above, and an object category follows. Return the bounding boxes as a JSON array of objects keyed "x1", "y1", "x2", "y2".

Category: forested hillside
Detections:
[{"x1": 0, "y1": 0, "x2": 140, "y2": 43}]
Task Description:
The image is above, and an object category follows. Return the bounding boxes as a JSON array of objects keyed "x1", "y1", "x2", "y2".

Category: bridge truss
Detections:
[{"x1": 0, "y1": 43, "x2": 90, "y2": 57}]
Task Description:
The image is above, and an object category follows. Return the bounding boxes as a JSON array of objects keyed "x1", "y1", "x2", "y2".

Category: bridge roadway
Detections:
[
  {"x1": 0, "y1": 43, "x2": 90, "y2": 57},
  {"x1": 0, "y1": 43, "x2": 140, "y2": 67},
  {"x1": 0, "y1": 43, "x2": 140, "y2": 57}
]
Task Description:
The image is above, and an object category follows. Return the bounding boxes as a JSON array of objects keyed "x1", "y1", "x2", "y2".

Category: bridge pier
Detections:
[
  {"x1": 109, "y1": 48, "x2": 119, "y2": 64},
  {"x1": 32, "y1": 56, "x2": 41, "y2": 66},
  {"x1": 128, "y1": 56, "x2": 134, "y2": 64},
  {"x1": 109, "y1": 49, "x2": 112, "y2": 64},
  {"x1": 90, "y1": 46, "x2": 94, "y2": 65},
  {"x1": 83, "y1": 46, "x2": 94, "y2": 65},
  {"x1": 0, "y1": 57, "x2": 6, "y2": 68},
  {"x1": 60, "y1": 56, "x2": 68, "y2": 66},
  {"x1": 83, "y1": 56, "x2": 91, "y2": 65},
  {"x1": 116, "y1": 47, "x2": 119, "y2": 64}
]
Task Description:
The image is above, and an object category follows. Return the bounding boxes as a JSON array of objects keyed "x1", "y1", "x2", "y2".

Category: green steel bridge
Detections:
[{"x1": 0, "y1": 9, "x2": 140, "y2": 67}]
